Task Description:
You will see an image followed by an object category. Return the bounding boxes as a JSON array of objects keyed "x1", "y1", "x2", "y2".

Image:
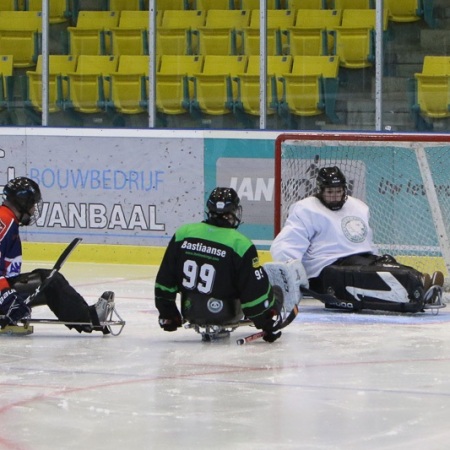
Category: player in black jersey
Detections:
[{"x1": 155, "y1": 187, "x2": 282, "y2": 342}]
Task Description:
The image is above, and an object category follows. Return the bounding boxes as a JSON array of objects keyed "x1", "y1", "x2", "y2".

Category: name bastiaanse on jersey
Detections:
[{"x1": 181, "y1": 240, "x2": 227, "y2": 258}]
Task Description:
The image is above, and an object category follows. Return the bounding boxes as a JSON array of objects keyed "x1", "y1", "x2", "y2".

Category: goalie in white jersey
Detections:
[{"x1": 271, "y1": 166, "x2": 444, "y2": 313}]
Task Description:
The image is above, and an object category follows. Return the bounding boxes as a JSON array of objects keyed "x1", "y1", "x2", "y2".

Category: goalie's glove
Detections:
[
  {"x1": 0, "y1": 288, "x2": 31, "y2": 329},
  {"x1": 252, "y1": 310, "x2": 282, "y2": 343}
]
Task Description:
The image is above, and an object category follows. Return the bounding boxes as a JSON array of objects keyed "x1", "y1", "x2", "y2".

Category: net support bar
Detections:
[{"x1": 416, "y1": 146, "x2": 450, "y2": 276}]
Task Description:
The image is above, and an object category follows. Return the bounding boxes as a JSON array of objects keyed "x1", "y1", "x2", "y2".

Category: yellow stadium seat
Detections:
[
  {"x1": 105, "y1": 0, "x2": 141, "y2": 11},
  {"x1": 110, "y1": 11, "x2": 153, "y2": 56},
  {"x1": 281, "y1": 55, "x2": 339, "y2": 119},
  {"x1": 109, "y1": 55, "x2": 151, "y2": 114},
  {"x1": 332, "y1": 0, "x2": 372, "y2": 9},
  {"x1": 191, "y1": 55, "x2": 247, "y2": 115},
  {"x1": 414, "y1": 74, "x2": 450, "y2": 119},
  {"x1": 340, "y1": 8, "x2": 385, "y2": 28},
  {"x1": 422, "y1": 56, "x2": 450, "y2": 76},
  {"x1": 288, "y1": 9, "x2": 341, "y2": 55},
  {"x1": 65, "y1": 55, "x2": 118, "y2": 113},
  {"x1": 333, "y1": 8, "x2": 387, "y2": 69},
  {"x1": 235, "y1": 55, "x2": 292, "y2": 115},
  {"x1": 0, "y1": 0, "x2": 18, "y2": 10},
  {"x1": 157, "y1": 55, "x2": 204, "y2": 114},
  {"x1": 25, "y1": 0, "x2": 70, "y2": 24},
  {"x1": 194, "y1": 0, "x2": 233, "y2": 10},
  {"x1": 0, "y1": 55, "x2": 13, "y2": 109},
  {"x1": 286, "y1": 0, "x2": 327, "y2": 10},
  {"x1": 243, "y1": 9, "x2": 295, "y2": 55},
  {"x1": 156, "y1": 0, "x2": 189, "y2": 10},
  {"x1": 0, "y1": 11, "x2": 42, "y2": 68},
  {"x1": 26, "y1": 55, "x2": 76, "y2": 112},
  {"x1": 157, "y1": 10, "x2": 206, "y2": 55},
  {"x1": 197, "y1": 9, "x2": 250, "y2": 55},
  {"x1": 334, "y1": 26, "x2": 372, "y2": 68},
  {"x1": 385, "y1": 0, "x2": 421, "y2": 22},
  {"x1": 68, "y1": 11, "x2": 119, "y2": 55},
  {"x1": 411, "y1": 56, "x2": 450, "y2": 121},
  {"x1": 238, "y1": 0, "x2": 280, "y2": 8}
]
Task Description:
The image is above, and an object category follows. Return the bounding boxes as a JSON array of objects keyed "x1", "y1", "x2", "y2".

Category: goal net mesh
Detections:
[{"x1": 275, "y1": 136, "x2": 450, "y2": 280}]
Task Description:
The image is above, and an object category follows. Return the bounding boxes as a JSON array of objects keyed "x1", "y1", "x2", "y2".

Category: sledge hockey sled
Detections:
[
  {"x1": 184, "y1": 319, "x2": 252, "y2": 342},
  {"x1": 0, "y1": 306, "x2": 126, "y2": 336},
  {"x1": 302, "y1": 283, "x2": 445, "y2": 315}
]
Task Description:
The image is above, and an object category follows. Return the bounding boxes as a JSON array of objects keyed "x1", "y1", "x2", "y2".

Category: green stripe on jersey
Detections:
[
  {"x1": 174, "y1": 222, "x2": 252, "y2": 258},
  {"x1": 155, "y1": 282, "x2": 178, "y2": 293},
  {"x1": 241, "y1": 285, "x2": 274, "y2": 310}
]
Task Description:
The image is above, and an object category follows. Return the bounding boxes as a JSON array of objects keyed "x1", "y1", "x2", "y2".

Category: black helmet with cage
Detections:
[
  {"x1": 206, "y1": 187, "x2": 242, "y2": 229},
  {"x1": 316, "y1": 166, "x2": 348, "y2": 211},
  {"x1": 3, "y1": 177, "x2": 43, "y2": 226}
]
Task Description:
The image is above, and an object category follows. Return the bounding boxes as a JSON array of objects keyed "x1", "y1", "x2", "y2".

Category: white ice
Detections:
[{"x1": 1, "y1": 262, "x2": 450, "y2": 450}]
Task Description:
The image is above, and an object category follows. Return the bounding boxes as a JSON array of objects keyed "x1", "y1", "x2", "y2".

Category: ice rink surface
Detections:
[{"x1": 2, "y1": 262, "x2": 450, "y2": 450}]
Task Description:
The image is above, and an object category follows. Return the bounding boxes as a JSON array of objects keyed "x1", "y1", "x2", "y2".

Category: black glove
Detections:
[
  {"x1": 156, "y1": 298, "x2": 182, "y2": 332},
  {"x1": 158, "y1": 315, "x2": 182, "y2": 332},
  {"x1": 0, "y1": 316, "x2": 10, "y2": 329},
  {"x1": 262, "y1": 316, "x2": 282, "y2": 343},
  {"x1": 0, "y1": 288, "x2": 31, "y2": 329},
  {"x1": 252, "y1": 310, "x2": 282, "y2": 343}
]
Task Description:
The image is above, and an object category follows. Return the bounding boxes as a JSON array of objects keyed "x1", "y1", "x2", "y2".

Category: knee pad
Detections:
[
  {"x1": 321, "y1": 264, "x2": 424, "y2": 313},
  {"x1": 10, "y1": 272, "x2": 43, "y2": 293},
  {"x1": 10, "y1": 271, "x2": 48, "y2": 307}
]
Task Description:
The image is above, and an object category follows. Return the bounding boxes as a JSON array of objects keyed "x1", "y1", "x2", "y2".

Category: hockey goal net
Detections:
[{"x1": 275, "y1": 133, "x2": 450, "y2": 282}]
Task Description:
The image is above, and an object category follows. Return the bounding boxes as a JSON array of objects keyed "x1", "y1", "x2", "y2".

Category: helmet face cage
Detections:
[
  {"x1": 316, "y1": 166, "x2": 348, "y2": 211},
  {"x1": 3, "y1": 177, "x2": 43, "y2": 225},
  {"x1": 206, "y1": 187, "x2": 242, "y2": 228}
]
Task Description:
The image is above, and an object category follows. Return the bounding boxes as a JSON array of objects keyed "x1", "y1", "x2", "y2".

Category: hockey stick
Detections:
[
  {"x1": 236, "y1": 304, "x2": 299, "y2": 346},
  {"x1": 25, "y1": 237, "x2": 83, "y2": 305},
  {"x1": 300, "y1": 286, "x2": 340, "y2": 304}
]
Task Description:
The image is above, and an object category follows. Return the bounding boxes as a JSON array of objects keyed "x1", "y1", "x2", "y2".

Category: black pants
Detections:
[
  {"x1": 10, "y1": 269, "x2": 100, "y2": 332},
  {"x1": 309, "y1": 253, "x2": 425, "y2": 313}
]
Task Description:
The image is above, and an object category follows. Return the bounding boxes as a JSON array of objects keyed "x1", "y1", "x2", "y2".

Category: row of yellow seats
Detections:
[
  {"x1": 0, "y1": 10, "x2": 387, "y2": 68},
  {"x1": 0, "y1": 0, "x2": 70, "y2": 23},
  {"x1": 67, "y1": 8, "x2": 387, "y2": 70},
  {"x1": 173, "y1": 54, "x2": 340, "y2": 121},
  {"x1": 24, "y1": 54, "x2": 341, "y2": 121},
  {"x1": 100, "y1": 0, "x2": 423, "y2": 24},
  {"x1": 101, "y1": 1, "x2": 309, "y2": 11},
  {"x1": 157, "y1": 54, "x2": 340, "y2": 121},
  {"x1": 21, "y1": 52, "x2": 449, "y2": 125},
  {"x1": 25, "y1": 54, "x2": 149, "y2": 115},
  {"x1": 0, "y1": 0, "x2": 425, "y2": 25}
]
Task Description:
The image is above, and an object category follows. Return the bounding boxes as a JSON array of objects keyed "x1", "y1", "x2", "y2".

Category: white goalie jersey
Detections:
[{"x1": 270, "y1": 196, "x2": 378, "y2": 278}]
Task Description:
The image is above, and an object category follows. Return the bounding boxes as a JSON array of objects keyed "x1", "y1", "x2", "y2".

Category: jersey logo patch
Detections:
[
  {"x1": 207, "y1": 298, "x2": 224, "y2": 314},
  {"x1": 341, "y1": 216, "x2": 368, "y2": 243}
]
